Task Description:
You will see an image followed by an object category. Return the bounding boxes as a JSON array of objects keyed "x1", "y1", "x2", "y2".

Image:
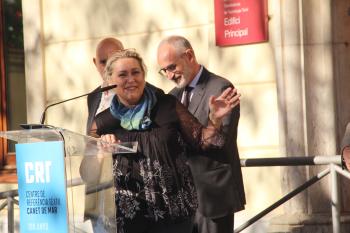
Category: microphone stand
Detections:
[{"x1": 20, "y1": 85, "x2": 117, "y2": 129}]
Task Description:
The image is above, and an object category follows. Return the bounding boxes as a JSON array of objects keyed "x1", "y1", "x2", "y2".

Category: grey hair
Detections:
[
  {"x1": 158, "y1": 35, "x2": 193, "y2": 56},
  {"x1": 103, "y1": 49, "x2": 147, "y2": 81}
]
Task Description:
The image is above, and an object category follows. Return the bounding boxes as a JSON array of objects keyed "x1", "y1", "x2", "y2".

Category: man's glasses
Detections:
[
  {"x1": 158, "y1": 63, "x2": 177, "y2": 77},
  {"x1": 158, "y1": 51, "x2": 187, "y2": 77}
]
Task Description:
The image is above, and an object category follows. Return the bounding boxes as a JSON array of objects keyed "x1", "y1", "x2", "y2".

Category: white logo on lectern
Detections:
[{"x1": 25, "y1": 161, "x2": 52, "y2": 183}]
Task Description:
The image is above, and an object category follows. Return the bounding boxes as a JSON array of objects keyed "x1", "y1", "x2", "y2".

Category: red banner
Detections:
[{"x1": 214, "y1": 0, "x2": 268, "y2": 46}]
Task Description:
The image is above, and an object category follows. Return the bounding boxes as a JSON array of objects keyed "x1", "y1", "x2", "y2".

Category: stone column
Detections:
[
  {"x1": 332, "y1": 0, "x2": 350, "y2": 214},
  {"x1": 271, "y1": 0, "x2": 308, "y2": 217},
  {"x1": 302, "y1": 0, "x2": 336, "y2": 214},
  {"x1": 269, "y1": 0, "x2": 349, "y2": 232}
]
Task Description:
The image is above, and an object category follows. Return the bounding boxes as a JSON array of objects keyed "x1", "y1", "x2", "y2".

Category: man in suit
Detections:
[
  {"x1": 341, "y1": 122, "x2": 350, "y2": 171},
  {"x1": 157, "y1": 35, "x2": 246, "y2": 233},
  {"x1": 86, "y1": 37, "x2": 124, "y2": 135}
]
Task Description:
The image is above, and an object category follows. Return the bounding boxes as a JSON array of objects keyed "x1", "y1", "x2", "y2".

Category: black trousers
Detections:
[
  {"x1": 121, "y1": 215, "x2": 194, "y2": 233},
  {"x1": 192, "y1": 211, "x2": 234, "y2": 233}
]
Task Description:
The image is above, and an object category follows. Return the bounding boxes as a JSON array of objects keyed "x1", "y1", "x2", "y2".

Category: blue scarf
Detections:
[{"x1": 110, "y1": 83, "x2": 157, "y2": 130}]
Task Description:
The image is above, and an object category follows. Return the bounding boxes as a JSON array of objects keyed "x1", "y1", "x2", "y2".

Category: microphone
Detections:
[{"x1": 39, "y1": 84, "x2": 117, "y2": 125}]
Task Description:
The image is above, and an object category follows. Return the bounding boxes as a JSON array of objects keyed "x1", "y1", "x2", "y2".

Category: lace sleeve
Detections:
[{"x1": 175, "y1": 100, "x2": 225, "y2": 151}]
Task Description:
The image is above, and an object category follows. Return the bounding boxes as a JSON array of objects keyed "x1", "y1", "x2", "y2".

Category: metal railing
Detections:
[
  {"x1": 0, "y1": 189, "x2": 18, "y2": 233},
  {"x1": 236, "y1": 155, "x2": 349, "y2": 233},
  {"x1": 0, "y1": 155, "x2": 348, "y2": 233}
]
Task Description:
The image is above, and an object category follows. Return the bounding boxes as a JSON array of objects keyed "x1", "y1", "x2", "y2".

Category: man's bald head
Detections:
[{"x1": 94, "y1": 38, "x2": 124, "y2": 77}]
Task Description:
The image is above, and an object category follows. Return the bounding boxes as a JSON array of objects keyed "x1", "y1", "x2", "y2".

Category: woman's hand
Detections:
[
  {"x1": 80, "y1": 133, "x2": 119, "y2": 184},
  {"x1": 100, "y1": 134, "x2": 119, "y2": 144},
  {"x1": 208, "y1": 87, "x2": 240, "y2": 128}
]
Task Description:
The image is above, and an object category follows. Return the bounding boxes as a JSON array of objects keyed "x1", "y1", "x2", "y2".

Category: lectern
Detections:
[{"x1": 0, "y1": 127, "x2": 137, "y2": 233}]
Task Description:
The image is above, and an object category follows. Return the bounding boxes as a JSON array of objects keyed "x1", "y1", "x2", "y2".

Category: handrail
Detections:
[
  {"x1": 0, "y1": 189, "x2": 18, "y2": 200},
  {"x1": 240, "y1": 155, "x2": 341, "y2": 167},
  {"x1": 0, "y1": 155, "x2": 348, "y2": 233}
]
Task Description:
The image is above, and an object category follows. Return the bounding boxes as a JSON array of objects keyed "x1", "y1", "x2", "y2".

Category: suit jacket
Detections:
[
  {"x1": 341, "y1": 122, "x2": 350, "y2": 151},
  {"x1": 170, "y1": 67, "x2": 246, "y2": 218},
  {"x1": 86, "y1": 86, "x2": 102, "y2": 134}
]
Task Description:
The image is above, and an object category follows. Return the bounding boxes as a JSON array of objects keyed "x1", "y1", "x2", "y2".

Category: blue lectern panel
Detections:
[{"x1": 16, "y1": 141, "x2": 68, "y2": 233}]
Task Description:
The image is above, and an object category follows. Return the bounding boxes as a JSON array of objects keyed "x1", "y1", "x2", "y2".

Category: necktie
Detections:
[{"x1": 182, "y1": 86, "x2": 193, "y2": 108}]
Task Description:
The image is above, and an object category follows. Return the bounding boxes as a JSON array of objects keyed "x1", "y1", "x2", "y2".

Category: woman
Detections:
[{"x1": 94, "y1": 49, "x2": 240, "y2": 233}]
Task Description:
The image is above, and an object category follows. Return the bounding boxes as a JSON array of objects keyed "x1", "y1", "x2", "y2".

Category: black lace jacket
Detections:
[{"x1": 94, "y1": 91, "x2": 225, "y2": 231}]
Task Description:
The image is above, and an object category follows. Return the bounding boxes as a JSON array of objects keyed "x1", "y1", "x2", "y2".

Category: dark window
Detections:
[{"x1": 0, "y1": 0, "x2": 26, "y2": 182}]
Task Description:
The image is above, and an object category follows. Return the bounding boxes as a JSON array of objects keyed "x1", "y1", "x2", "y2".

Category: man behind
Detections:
[
  {"x1": 86, "y1": 37, "x2": 124, "y2": 135},
  {"x1": 82, "y1": 37, "x2": 124, "y2": 231},
  {"x1": 157, "y1": 35, "x2": 246, "y2": 233}
]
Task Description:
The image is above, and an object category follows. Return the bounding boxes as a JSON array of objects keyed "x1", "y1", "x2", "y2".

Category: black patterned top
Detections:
[{"x1": 95, "y1": 92, "x2": 225, "y2": 231}]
